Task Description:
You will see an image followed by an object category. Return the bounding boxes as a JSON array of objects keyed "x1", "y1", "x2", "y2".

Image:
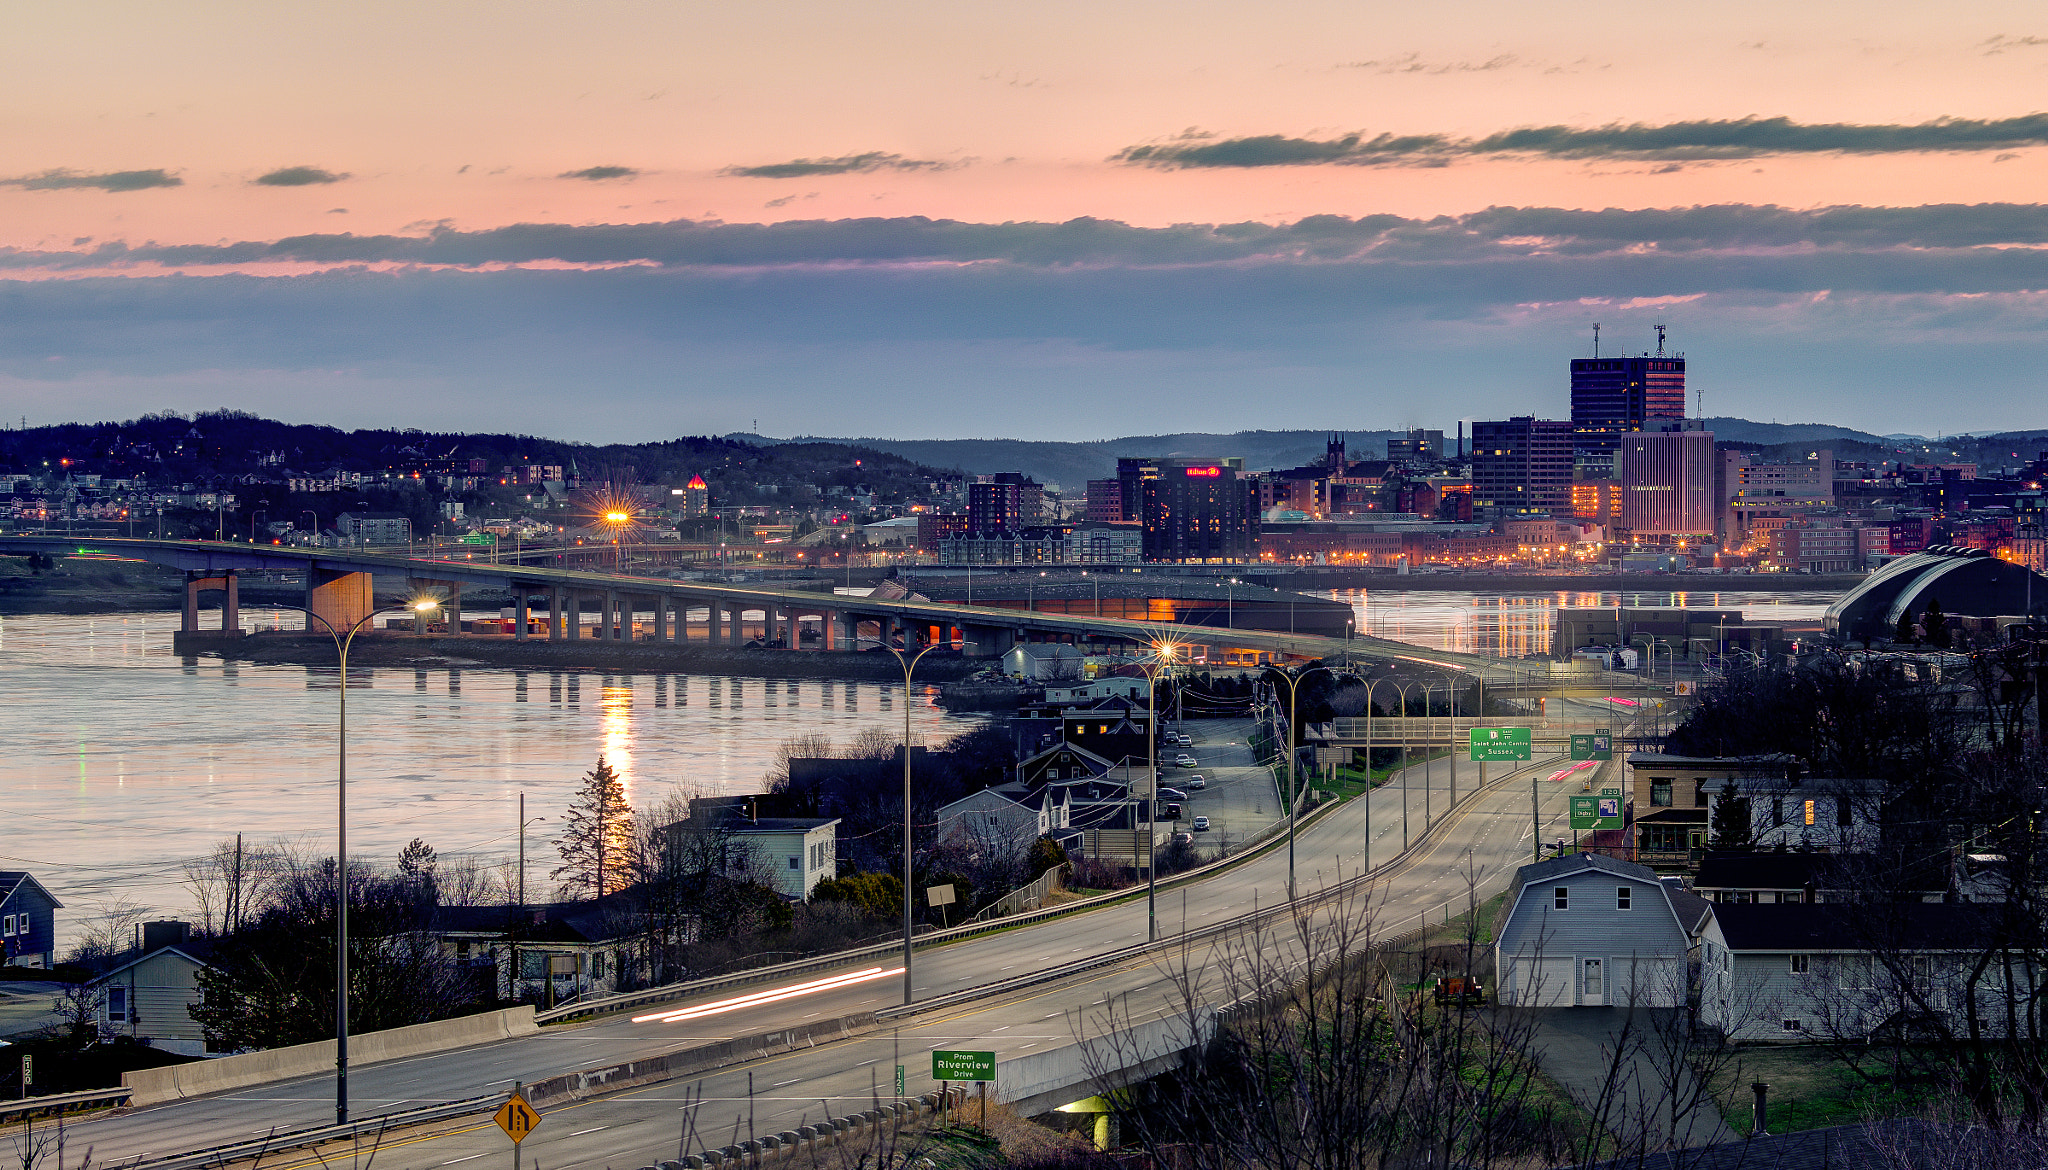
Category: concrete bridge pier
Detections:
[
  {"x1": 654, "y1": 596, "x2": 670, "y2": 643},
  {"x1": 728, "y1": 601, "x2": 747, "y2": 646},
  {"x1": 513, "y1": 589, "x2": 530, "y2": 641},
  {"x1": 567, "y1": 592, "x2": 581, "y2": 640},
  {"x1": 546, "y1": 587, "x2": 562, "y2": 640},
  {"x1": 303, "y1": 567, "x2": 371, "y2": 637},
  {"x1": 182, "y1": 571, "x2": 243, "y2": 636},
  {"x1": 962, "y1": 623, "x2": 1015, "y2": 658},
  {"x1": 604, "y1": 589, "x2": 621, "y2": 640}
]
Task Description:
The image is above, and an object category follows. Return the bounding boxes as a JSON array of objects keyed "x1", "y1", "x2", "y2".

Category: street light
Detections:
[
  {"x1": 1137, "y1": 641, "x2": 1180, "y2": 938},
  {"x1": 267, "y1": 594, "x2": 440, "y2": 1125},
  {"x1": 1263, "y1": 661, "x2": 1341, "y2": 900},
  {"x1": 881, "y1": 636, "x2": 939, "y2": 1005}
]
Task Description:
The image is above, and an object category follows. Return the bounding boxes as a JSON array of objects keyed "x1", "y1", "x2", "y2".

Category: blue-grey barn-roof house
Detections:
[{"x1": 1495, "y1": 853, "x2": 1696, "y2": 1008}]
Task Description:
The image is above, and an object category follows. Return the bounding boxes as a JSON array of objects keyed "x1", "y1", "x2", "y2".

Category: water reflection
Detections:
[
  {"x1": 1331, "y1": 588, "x2": 1835, "y2": 658},
  {"x1": 0, "y1": 611, "x2": 977, "y2": 942}
]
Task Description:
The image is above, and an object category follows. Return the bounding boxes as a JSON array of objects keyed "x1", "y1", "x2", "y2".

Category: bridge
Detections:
[{"x1": 0, "y1": 535, "x2": 1661, "y2": 692}]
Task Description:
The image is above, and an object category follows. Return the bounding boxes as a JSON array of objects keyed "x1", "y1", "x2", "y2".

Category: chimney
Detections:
[{"x1": 1751, "y1": 1082, "x2": 1769, "y2": 1137}]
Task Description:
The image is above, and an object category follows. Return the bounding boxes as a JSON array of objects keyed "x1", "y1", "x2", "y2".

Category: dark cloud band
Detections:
[
  {"x1": 560, "y1": 166, "x2": 640, "y2": 181},
  {"x1": 1118, "y1": 113, "x2": 2048, "y2": 168},
  {"x1": 722, "y1": 152, "x2": 950, "y2": 179},
  {"x1": 4, "y1": 169, "x2": 182, "y2": 192},
  {"x1": 255, "y1": 166, "x2": 348, "y2": 186}
]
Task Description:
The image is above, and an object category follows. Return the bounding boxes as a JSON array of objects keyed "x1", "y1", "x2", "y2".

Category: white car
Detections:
[
  {"x1": 1186, "y1": 775, "x2": 1207, "y2": 790},
  {"x1": 1175, "y1": 754, "x2": 1197, "y2": 768},
  {"x1": 1192, "y1": 815, "x2": 1211, "y2": 831}
]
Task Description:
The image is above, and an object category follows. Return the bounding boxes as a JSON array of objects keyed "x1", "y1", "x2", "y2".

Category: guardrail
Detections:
[
  {"x1": 127, "y1": 1095, "x2": 502, "y2": 1170},
  {"x1": 0, "y1": 1086, "x2": 131, "y2": 1122}
]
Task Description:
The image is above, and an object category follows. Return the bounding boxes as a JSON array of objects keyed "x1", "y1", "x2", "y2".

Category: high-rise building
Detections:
[
  {"x1": 1084, "y1": 478, "x2": 1126, "y2": 523},
  {"x1": 1617, "y1": 425, "x2": 1715, "y2": 538},
  {"x1": 1387, "y1": 429, "x2": 1446, "y2": 460},
  {"x1": 1470, "y1": 418, "x2": 1573, "y2": 521},
  {"x1": 1116, "y1": 456, "x2": 1258, "y2": 562},
  {"x1": 1570, "y1": 333, "x2": 1686, "y2": 476},
  {"x1": 967, "y1": 473, "x2": 1043, "y2": 535}
]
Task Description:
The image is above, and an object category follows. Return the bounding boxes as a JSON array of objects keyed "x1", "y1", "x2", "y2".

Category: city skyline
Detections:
[{"x1": 6, "y1": 2, "x2": 2048, "y2": 440}]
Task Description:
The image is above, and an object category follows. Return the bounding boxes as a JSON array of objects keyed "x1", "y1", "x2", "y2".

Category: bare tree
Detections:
[{"x1": 62, "y1": 899, "x2": 151, "y2": 970}]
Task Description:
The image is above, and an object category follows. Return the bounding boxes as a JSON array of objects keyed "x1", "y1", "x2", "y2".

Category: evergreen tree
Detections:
[
  {"x1": 1708, "y1": 784, "x2": 1752, "y2": 851},
  {"x1": 1894, "y1": 611, "x2": 1918, "y2": 646},
  {"x1": 553, "y1": 755, "x2": 636, "y2": 900}
]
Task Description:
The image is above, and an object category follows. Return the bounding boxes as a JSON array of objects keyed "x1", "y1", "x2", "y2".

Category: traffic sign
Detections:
[
  {"x1": 1569, "y1": 732, "x2": 1612, "y2": 761},
  {"x1": 1469, "y1": 727, "x2": 1532, "y2": 762},
  {"x1": 495, "y1": 1092, "x2": 543, "y2": 1142},
  {"x1": 459, "y1": 534, "x2": 494, "y2": 545},
  {"x1": 932, "y1": 1049, "x2": 996, "y2": 1082},
  {"x1": 1570, "y1": 787, "x2": 1625, "y2": 830}
]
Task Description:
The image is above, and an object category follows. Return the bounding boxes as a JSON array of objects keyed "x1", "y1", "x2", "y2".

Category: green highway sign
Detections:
[
  {"x1": 1569, "y1": 732, "x2": 1613, "y2": 762},
  {"x1": 932, "y1": 1050, "x2": 996, "y2": 1082},
  {"x1": 1469, "y1": 727, "x2": 1532, "y2": 762},
  {"x1": 1570, "y1": 786, "x2": 1625, "y2": 830},
  {"x1": 459, "y1": 534, "x2": 495, "y2": 545}
]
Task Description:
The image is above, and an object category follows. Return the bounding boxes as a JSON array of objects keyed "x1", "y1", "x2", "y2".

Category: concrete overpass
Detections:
[{"x1": 0, "y1": 535, "x2": 1661, "y2": 692}]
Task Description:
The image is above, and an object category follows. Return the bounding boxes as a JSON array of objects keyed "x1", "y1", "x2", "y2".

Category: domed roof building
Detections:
[{"x1": 1824, "y1": 545, "x2": 2048, "y2": 644}]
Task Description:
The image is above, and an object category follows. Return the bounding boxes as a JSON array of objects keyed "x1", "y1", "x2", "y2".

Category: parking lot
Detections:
[{"x1": 1156, "y1": 715, "x2": 1284, "y2": 859}]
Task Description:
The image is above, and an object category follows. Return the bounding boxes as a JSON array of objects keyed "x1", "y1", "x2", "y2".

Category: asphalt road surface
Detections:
[{"x1": 64, "y1": 721, "x2": 1612, "y2": 1170}]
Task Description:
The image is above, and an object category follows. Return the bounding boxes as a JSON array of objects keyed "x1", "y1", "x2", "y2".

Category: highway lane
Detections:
[{"x1": 65, "y1": 731, "x2": 1595, "y2": 1166}]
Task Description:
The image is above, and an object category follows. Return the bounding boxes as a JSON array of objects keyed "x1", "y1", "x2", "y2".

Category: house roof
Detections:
[
  {"x1": 1626, "y1": 753, "x2": 1801, "y2": 769},
  {"x1": 87, "y1": 944, "x2": 211, "y2": 985},
  {"x1": 432, "y1": 901, "x2": 631, "y2": 944},
  {"x1": 726, "y1": 818, "x2": 839, "y2": 834},
  {"x1": 0, "y1": 872, "x2": 63, "y2": 910},
  {"x1": 1694, "y1": 851, "x2": 1947, "y2": 893},
  {"x1": 1666, "y1": 887, "x2": 1714, "y2": 936},
  {"x1": 1710, "y1": 902, "x2": 2008, "y2": 952},
  {"x1": 1512, "y1": 851, "x2": 1660, "y2": 890}
]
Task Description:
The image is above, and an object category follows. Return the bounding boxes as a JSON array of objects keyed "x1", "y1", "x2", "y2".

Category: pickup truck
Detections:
[{"x1": 1432, "y1": 976, "x2": 1487, "y2": 1007}]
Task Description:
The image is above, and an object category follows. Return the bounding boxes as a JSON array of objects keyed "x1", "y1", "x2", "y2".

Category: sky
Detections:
[{"x1": 5, "y1": 1, "x2": 2048, "y2": 442}]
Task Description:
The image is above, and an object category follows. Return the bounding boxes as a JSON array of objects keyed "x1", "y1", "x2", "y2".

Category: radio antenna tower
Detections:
[
  {"x1": 1655, "y1": 322, "x2": 1667, "y2": 357},
  {"x1": 1592, "y1": 323, "x2": 1601, "y2": 358}
]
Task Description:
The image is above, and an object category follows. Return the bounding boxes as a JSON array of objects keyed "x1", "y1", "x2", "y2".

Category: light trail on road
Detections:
[{"x1": 632, "y1": 966, "x2": 904, "y2": 1023}]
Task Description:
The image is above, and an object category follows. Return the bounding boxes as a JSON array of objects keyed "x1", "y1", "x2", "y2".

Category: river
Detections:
[
  {"x1": 1325, "y1": 587, "x2": 1838, "y2": 658},
  {"x1": 0, "y1": 609, "x2": 979, "y2": 947}
]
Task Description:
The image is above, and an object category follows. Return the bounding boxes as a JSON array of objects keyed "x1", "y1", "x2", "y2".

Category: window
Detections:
[
  {"x1": 1781, "y1": 1019, "x2": 1804, "y2": 1033},
  {"x1": 1554, "y1": 887, "x2": 1569, "y2": 910},
  {"x1": 1650, "y1": 780, "x2": 1673, "y2": 807},
  {"x1": 1771, "y1": 798, "x2": 1784, "y2": 827},
  {"x1": 1837, "y1": 800, "x2": 1852, "y2": 827},
  {"x1": 1804, "y1": 800, "x2": 1816, "y2": 826},
  {"x1": 106, "y1": 986, "x2": 127, "y2": 1023},
  {"x1": 787, "y1": 856, "x2": 801, "y2": 870},
  {"x1": 1616, "y1": 886, "x2": 1632, "y2": 911},
  {"x1": 1789, "y1": 954, "x2": 1810, "y2": 975},
  {"x1": 1, "y1": 915, "x2": 12, "y2": 936},
  {"x1": 13, "y1": 915, "x2": 25, "y2": 939}
]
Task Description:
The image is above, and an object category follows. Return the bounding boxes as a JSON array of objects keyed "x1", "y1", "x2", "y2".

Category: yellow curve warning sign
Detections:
[{"x1": 495, "y1": 1092, "x2": 543, "y2": 1142}]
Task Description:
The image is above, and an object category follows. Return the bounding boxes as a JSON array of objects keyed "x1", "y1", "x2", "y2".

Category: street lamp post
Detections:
[
  {"x1": 269, "y1": 595, "x2": 440, "y2": 1125},
  {"x1": 1264, "y1": 662, "x2": 1339, "y2": 900},
  {"x1": 1394, "y1": 681, "x2": 1423, "y2": 851},
  {"x1": 1140, "y1": 642, "x2": 1179, "y2": 938},
  {"x1": 514, "y1": 796, "x2": 546, "y2": 1003},
  {"x1": 882, "y1": 638, "x2": 938, "y2": 1004}
]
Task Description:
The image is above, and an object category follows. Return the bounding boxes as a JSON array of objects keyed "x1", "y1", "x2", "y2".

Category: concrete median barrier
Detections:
[{"x1": 123, "y1": 1005, "x2": 538, "y2": 1106}]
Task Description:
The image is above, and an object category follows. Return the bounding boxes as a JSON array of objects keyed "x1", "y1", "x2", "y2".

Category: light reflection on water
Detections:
[
  {"x1": 1324, "y1": 588, "x2": 1838, "y2": 658},
  {"x1": 0, "y1": 610, "x2": 976, "y2": 942}
]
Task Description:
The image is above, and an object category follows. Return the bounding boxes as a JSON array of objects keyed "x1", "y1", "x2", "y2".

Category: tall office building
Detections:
[
  {"x1": 967, "y1": 473, "x2": 1043, "y2": 535},
  {"x1": 1570, "y1": 332, "x2": 1686, "y2": 476},
  {"x1": 1471, "y1": 418, "x2": 1573, "y2": 521},
  {"x1": 1116, "y1": 456, "x2": 1258, "y2": 562},
  {"x1": 1617, "y1": 425, "x2": 1715, "y2": 538}
]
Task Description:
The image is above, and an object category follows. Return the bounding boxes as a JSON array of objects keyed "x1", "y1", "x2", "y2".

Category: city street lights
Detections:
[
  {"x1": 881, "y1": 637, "x2": 938, "y2": 1005},
  {"x1": 269, "y1": 595, "x2": 440, "y2": 1125},
  {"x1": 1263, "y1": 662, "x2": 1340, "y2": 900}
]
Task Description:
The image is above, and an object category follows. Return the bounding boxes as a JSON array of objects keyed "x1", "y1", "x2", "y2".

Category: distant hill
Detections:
[{"x1": 743, "y1": 419, "x2": 1918, "y2": 489}]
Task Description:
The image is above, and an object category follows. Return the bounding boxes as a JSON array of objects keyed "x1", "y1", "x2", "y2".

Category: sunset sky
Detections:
[{"x1": 6, "y1": 1, "x2": 2048, "y2": 441}]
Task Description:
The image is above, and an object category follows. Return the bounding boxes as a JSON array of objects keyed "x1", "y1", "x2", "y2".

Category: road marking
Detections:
[
  {"x1": 568, "y1": 1125, "x2": 610, "y2": 1136},
  {"x1": 773, "y1": 1079, "x2": 802, "y2": 1087}
]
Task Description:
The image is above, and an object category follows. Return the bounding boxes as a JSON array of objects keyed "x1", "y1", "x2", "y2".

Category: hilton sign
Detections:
[{"x1": 1183, "y1": 466, "x2": 1223, "y2": 477}]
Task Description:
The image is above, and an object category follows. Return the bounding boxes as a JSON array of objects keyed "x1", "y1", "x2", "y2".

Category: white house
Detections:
[
  {"x1": 1495, "y1": 853, "x2": 1694, "y2": 1008},
  {"x1": 936, "y1": 785, "x2": 1072, "y2": 855},
  {"x1": 1721, "y1": 775, "x2": 1885, "y2": 853},
  {"x1": 723, "y1": 818, "x2": 839, "y2": 900},
  {"x1": 1044, "y1": 677, "x2": 1149, "y2": 705}
]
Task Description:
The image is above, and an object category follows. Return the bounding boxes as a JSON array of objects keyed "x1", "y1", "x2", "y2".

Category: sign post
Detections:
[{"x1": 495, "y1": 1083, "x2": 543, "y2": 1170}]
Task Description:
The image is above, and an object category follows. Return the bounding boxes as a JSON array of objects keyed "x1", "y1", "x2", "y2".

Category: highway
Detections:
[{"x1": 61, "y1": 710, "x2": 1621, "y2": 1169}]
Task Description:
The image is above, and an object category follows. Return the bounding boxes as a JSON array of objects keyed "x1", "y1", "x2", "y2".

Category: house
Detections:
[
  {"x1": 1495, "y1": 853, "x2": 1693, "y2": 1008},
  {"x1": 1625, "y1": 754, "x2": 1800, "y2": 868},
  {"x1": 1044, "y1": 677, "x2": 1149, "y2": 705},
  {"x1": 722, "y1": 818, "x2": 839, "y2": 900},
  {"x1": 1718, "y1": 774, "x2": 1884, "y2": 853},
  {"x1": 1691, "y1": 851, "x2": 1946, "y2": 904},
  {"x1": 0, "y1": 872, "x2": 63, "y2": 969},
  {"x1": 430, "y1": 902, "x2": 642, "y2": 1006},
  {"x1": 1003, "y1": 643, "x2": 1089, "y2": 681},
  {"x1": 1018, "y1": 741, "x2": 1116, "y2": 787},
  {"x1": 89, "y1": 945, "x2": 211, "y2": 1056},
  {"x1": 1699, "y1": 902, "x2": 2012, "y2": 1042},
  {"x1": 936, "y1": 785, "x2": 1073, "y2": 855}
]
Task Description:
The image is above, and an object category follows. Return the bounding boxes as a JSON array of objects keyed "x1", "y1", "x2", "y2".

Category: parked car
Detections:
[
  {"x1": 1191, "y1": 815, "x2": 1211, "y2": 831},
  {"x1": 1174, "y1": 733, "x2": 1193, "y2": 747},
  {"x1": 1186, "y1": 776, "x2": 1206, "y2": 790},
  {"x1": 1174, "y1": 754, "x2": 1197, "y2": 768},
  {"x1": 1163, "y1": 802, "x2": 1183, "y2": 820},
  {"x1": 1172, "y1": 832, "x2": 1195, "y2": 847},
  {"x1": 1158, "y1": 787, "x2": 1188, "y2": 802}
]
